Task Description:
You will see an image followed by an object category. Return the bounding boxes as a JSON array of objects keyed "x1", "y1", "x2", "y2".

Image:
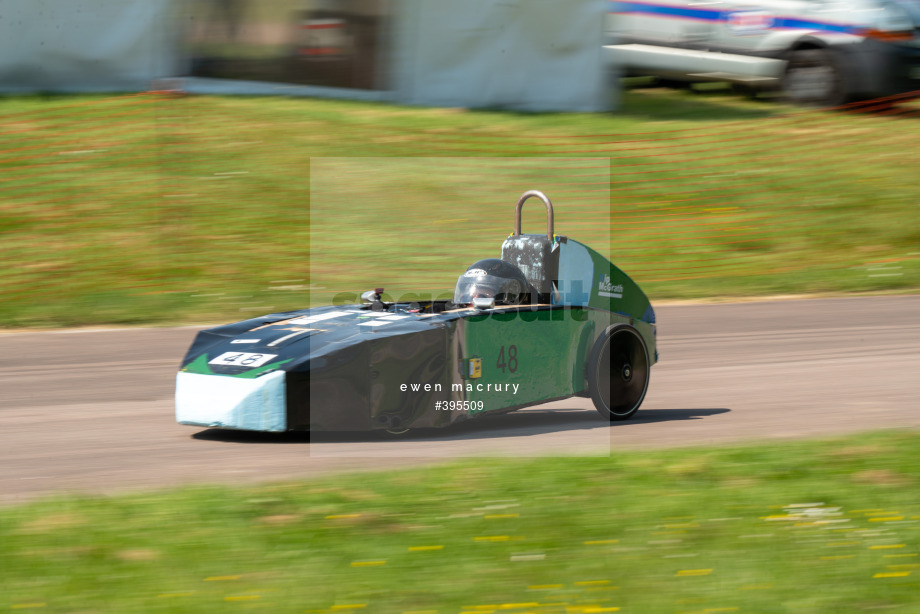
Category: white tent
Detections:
[
  {"x1": 0, "y1": 0, "x2": 181, "y2": 93},
  {"x1": 391, "y1": 0, "x2": 609, "y2": 112},
  {"x1": 0, "y1": 0, "x2": 612, "y2": 111}
]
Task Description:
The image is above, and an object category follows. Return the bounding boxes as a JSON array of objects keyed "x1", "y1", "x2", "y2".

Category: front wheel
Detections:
[
  {"x1": 782, "y1": 48, "x2": 847, "y2": 107},
  {"x1": 384, "y1": 427, "x2": 411, "y2": 437},
  {"x1": 587, "y1": 325, "x2": 650, "y2": 421}
]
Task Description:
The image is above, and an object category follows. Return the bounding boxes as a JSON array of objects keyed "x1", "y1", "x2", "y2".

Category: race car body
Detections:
[{"x1": 176, "y1": 191, "x2": 657, "y2": 433}]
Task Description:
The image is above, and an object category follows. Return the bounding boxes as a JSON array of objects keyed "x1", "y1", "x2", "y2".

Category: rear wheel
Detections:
[{"x1": 587, "y1": 325, "x2": 650, "y2": 421}]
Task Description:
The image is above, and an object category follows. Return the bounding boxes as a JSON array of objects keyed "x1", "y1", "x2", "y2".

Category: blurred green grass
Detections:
[
  {"x1": 2, "y1": 430, "x2": 919, "y2": 612},
  {"x1": 1, "y1": 88, "x2": 919, "y2": 327}
]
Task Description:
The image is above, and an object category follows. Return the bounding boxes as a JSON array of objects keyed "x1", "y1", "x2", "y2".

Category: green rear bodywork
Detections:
[
  {"x1": 455, "y1": 237, "x2": 656, "y2": 414},
  {"x1": 460, "y1": 307, "x2": 632, "y2": 411}
]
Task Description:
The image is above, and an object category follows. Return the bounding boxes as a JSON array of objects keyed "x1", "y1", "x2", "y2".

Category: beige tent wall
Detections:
[
  {"x1": 0, "y1": 0, "x2": 181, "y2": 93},
  {"x1": 392, "y1": 0, "x2": 610, "y2": 111}
]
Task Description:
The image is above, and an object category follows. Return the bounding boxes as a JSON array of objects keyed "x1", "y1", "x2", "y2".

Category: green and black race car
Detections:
[{"x1": 175, "y1": 191, "x2": 657, "y2": 434}]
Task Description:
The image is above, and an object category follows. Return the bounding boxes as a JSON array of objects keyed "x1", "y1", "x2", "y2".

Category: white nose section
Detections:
[{"x1": 175, "y1": 370, "x2": 287, "y2": 432}]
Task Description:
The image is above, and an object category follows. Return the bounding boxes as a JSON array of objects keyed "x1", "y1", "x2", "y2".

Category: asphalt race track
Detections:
[{"x1": 1, "y1": 295, "x2": 918, "y2": 505}]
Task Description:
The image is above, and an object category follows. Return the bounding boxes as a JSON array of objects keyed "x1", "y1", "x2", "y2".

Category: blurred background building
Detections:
[
  {"x1": 0, "y1": 0, "x2": 182, "y2": 93},
  {"x1": 0, "y1": 0, "x2": 611, "y2": 112}
]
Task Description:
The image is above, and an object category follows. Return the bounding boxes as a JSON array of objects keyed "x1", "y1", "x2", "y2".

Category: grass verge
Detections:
[
  {"x1": 2, "y1": 87, "x2": 919, "y2": 327},
  {"x1": 3, "y1": 429, "x2": 920, "y2": 612}
]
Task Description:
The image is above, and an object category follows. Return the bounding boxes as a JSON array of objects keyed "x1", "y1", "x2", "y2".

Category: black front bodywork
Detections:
[{"x1": 177, "y1": 301, "x2": 653, "y2": 432}]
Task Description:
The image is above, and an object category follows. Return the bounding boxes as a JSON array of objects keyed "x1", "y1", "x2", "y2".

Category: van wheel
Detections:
[
  {"x1": 587, "y1": 325, "x2": 650, "y2": 421},
  {"x1": 782, "y1": 48, "x2": 847, "y2": 107},
  {"x1": 655, "y1": 77, "x2": 693, "y2": 90},
  {"x1": 731, "y1": 83, "x2": 762, "y2": 100}
]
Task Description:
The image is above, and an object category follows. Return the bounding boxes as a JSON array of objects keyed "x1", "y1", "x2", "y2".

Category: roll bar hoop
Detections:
[{"x1": 513, "y1": 190, "x2": 554, "y2": 241}]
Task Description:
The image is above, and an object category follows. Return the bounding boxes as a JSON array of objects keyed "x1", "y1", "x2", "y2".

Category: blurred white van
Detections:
[{"x1": 605, "y1": 0, "x2": 920, "y2": 105}]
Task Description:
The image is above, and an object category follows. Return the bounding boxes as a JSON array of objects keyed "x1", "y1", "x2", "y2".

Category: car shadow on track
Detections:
[{"x1": 191, "y1": 407, "x2": 731, "y2": 444}]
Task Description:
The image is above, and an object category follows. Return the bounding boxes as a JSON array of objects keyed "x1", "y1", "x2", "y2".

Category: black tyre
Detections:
[
  {"x1": 384, "y1": 427, "x2": 411, "y2": 437},
  {"x1": 731, "y1": 82, "x2": 763, "y2": 100},
  {"x1": 782, "y1": 48, "x2": 847, "y2": 107},
  {"x1": 381, "y1": 416, "x2": 411, "y2": 437},
  {"x1": 656, "y1": 77, "x2": 690, "y2": 89},
  {"x1": 587, "y1": 325, "x2": 650, "y2": 421}
]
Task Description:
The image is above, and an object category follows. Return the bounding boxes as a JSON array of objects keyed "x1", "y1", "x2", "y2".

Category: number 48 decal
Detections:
[
  {"x1": 209, "y1": 352, "x2": 278, "y2": 368},
  {"x1": 496, "y1": 345, "x2": 518, "y2": 373}
]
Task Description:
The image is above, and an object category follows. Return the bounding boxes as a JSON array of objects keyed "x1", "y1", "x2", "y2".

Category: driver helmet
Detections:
[{"x1": 453, "y1": 259, "x2": 535, "y2": 306}]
